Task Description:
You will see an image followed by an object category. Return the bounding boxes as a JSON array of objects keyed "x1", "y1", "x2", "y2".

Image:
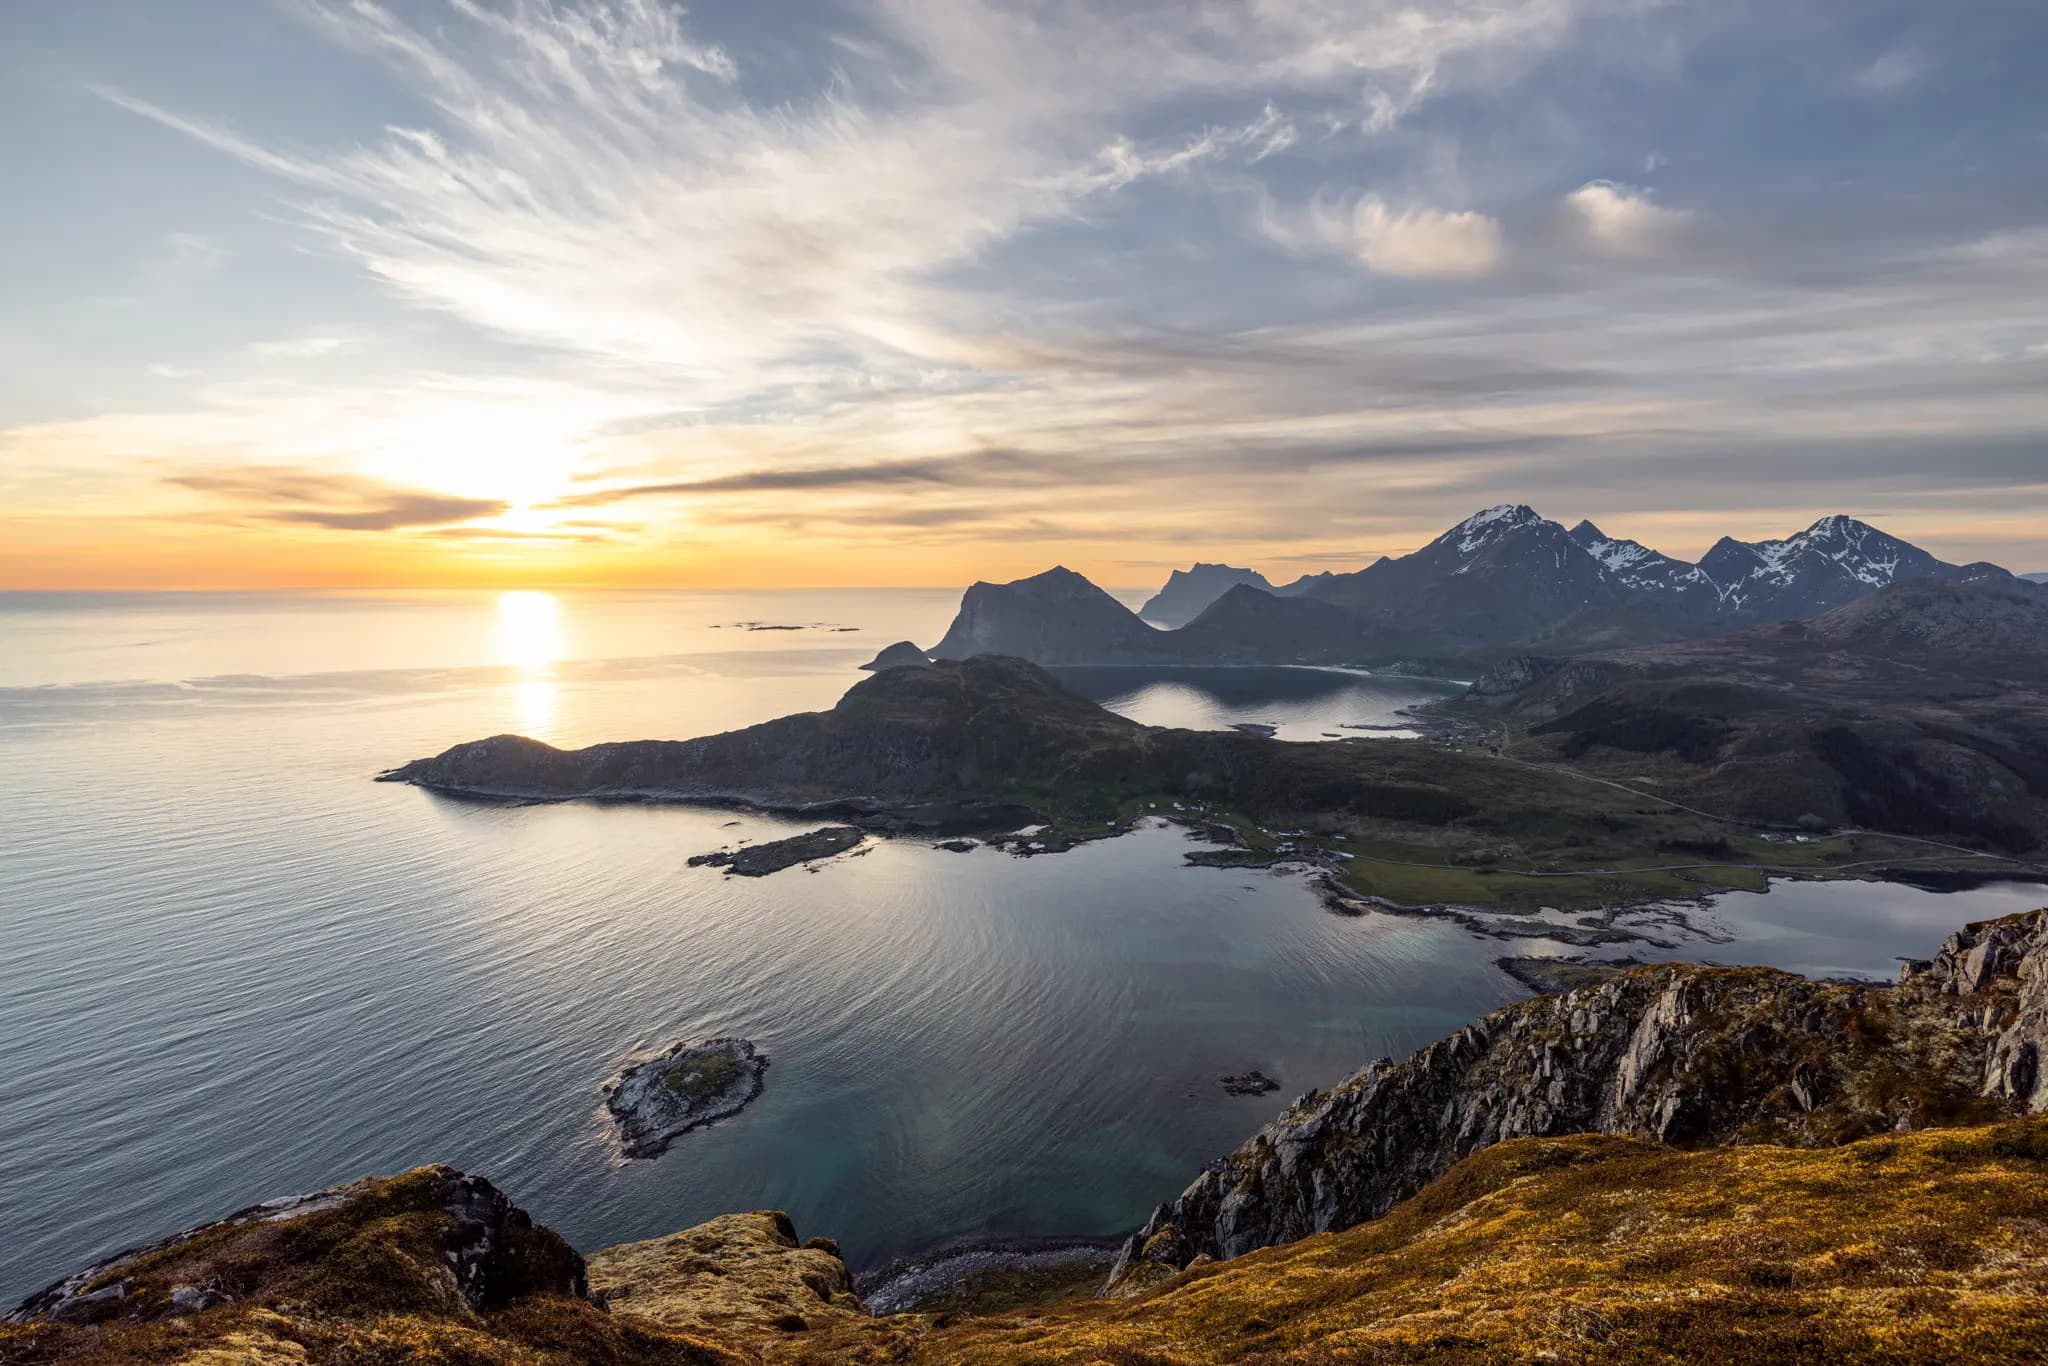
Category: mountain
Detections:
[
  {"x1": 928, "y1": 566, "x2": 1175, "y2": 665},
  {"x1": 1300, "y1": 504, "x2": 1634, "y2": 649},
  {"x1": 1801, "y1": 577, "x2": 2048, "y2": 669},
  {"x1": 1271, "y1": 569, "x2": 1343, "y2": 596},
  {"x1": 1138, "y1": 562, "x2": 1273, "y2": 627},
  {"x1": 923, "y1": 567, "x2": 1385, "y2": 667},
  {"x1": 920, "y1": 508, "x2": 2020, "y2": 673},
  {"x1": 1699, "y1": 514, "x2": 2007, "y2": 619},
  {"x1": 2025, "y1": 571, "x2": 2048, "y2": 585},
  {"x1": 1169, "y1": 583, "x2": 1379, "y2": 664},
  {"x1": 1456, "y1": 579, "x2": 2048, "y2": 850},
  {"x1": 1568, "y1": 519, "x2": 1720, "y2": 601}
]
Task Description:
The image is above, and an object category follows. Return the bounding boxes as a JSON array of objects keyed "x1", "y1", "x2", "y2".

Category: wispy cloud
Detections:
[
  {"x1": 166, "y1": 467, "x2": 507, "y2": 531},
  {"x1": 6, "y1": 1, "x2": 2042, "y2": 583}
]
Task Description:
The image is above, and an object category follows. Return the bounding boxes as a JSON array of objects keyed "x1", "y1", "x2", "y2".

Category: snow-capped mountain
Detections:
[
  {"x1": 1077, "y1": 508, "x2": 2023, "y2": 670},
  {"x1": 1299, "y1": 505, "x2": 1630, "y2": 647},
  {"x1": 1698, "y1": 515, "x2": 2007, "y2": 619},
  {"x1": 1568, "y1": 520, "x2": 1719, "y2": 598}
]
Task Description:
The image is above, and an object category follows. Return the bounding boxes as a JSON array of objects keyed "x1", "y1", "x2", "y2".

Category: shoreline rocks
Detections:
[
  {"x1": 688, "y1": 825, "x2": 864, "y2": 876},
  {"x1": 604, "y1": 1038, "x2": 768, "y2": 1159}
]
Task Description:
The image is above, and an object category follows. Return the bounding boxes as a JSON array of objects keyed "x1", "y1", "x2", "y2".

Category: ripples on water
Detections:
[{"x1": 0, "y1": 589, "x2": 2036, "y2": 1303}]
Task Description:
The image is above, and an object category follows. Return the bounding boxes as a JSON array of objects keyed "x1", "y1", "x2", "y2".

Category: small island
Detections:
[
  {"x1": 687, "y1": 826, "x2": 864, "y2": 876},
  {"x1": 1218, "y1": 1069, "x2": 1280, "y2": 1096},
  {"x1": 604, "y1": 1038, "x2": 768, "y2": 1159}
]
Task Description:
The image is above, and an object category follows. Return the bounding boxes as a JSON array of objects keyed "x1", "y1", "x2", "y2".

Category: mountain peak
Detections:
[
  {"x1": 1568, "y1": 519, "x2": 1606, "y2": 542},
  {"x1": 1435, "y1": 504, "x2": 1550, "y2": 556},
  {"x1": 1140, "y1": 562, "x2": 1275, "y2": 627},
  {"x1": 1802, "y1": 514, "x2": 1878, "y2": 541},
  {"x1": 1456, "y1": 503, "x2": 1543, "y2": 533}
]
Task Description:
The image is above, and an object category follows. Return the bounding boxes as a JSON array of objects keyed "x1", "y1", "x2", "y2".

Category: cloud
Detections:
[
  {"x1": 166, "y1": 468, "x2": 507, "y2": 531},
  {"x1": 552, "y1": 448, "x2": 1045, "y2": 506},
  {"x1": 1853, "y1": 48, "x2": 1923, "y2": 97},
  {"x1": 1349, "y1": 198, "x2": 1506, "y2": 278},
  {"x1": 94, "y1": 0, "x2": 1608, "y2": 388},
  {"x1": 1563, "y1": 180, "x2": 1689, "y2": 257}
]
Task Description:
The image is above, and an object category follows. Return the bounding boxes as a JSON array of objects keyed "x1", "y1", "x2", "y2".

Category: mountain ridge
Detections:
[{"x1": 931, "y1": 507, "x2": 2016, "y2": 671}]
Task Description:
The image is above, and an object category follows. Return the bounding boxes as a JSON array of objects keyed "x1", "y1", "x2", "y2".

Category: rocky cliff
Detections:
[{"x1": 1107, "y1": 909, "x2": 2048, "y2": 1292}]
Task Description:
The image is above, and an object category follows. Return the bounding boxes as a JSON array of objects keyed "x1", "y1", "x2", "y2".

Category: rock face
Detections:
[
  {"x1": 1108, "y1": 909, "x2": 2048, "y2": 1290},
  {"x1": 587, "y1": 1210, "x2": 863, "y2": 1337},
  {"x1": 1464, "y1": 654, "x2": 1565, "y2": 697},
  {"x1": 604, "y1": 1038, "x2": 769, "y2": 1158},
  {"x1": 6, "y1": 1166, "x2": 585, "y2": 1328},
  {"x1": 688, "y1": 826, "x2": 864, "y2": 876},
  {"x1": 1139, "y1": 563, "x2": 1274, "y2": 627},
  {"x1": 860, "y1": 640, "x2": 930, "y2": 671}
]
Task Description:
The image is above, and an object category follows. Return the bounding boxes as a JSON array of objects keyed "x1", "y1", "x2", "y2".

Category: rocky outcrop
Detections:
[
  {"x1": 1464, "y1": 654, "x2": 1564, "y2": 697},
  {"x1": 604, "y1": 1038, "x2": 768, "y2": 1158},
  {"x1": 688, "y1": 826, "x2": 864, "y2": 876},
  {"x1": 587, "y1": 1210, "x2": 863, "y2": 1337},
  {"x1": 6, "y1": 1166, "x2": 585, "y2": 1328},
  {"x1": 1108, "y1": 909, "x2": 2048, "y2": 1290},
  {"x1": 1907, "y1": 910, "x2": 2048, "y2": 1113}
]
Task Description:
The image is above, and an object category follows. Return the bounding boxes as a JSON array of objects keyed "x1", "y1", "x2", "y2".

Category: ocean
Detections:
[{"x1": 1, "y1": 587, "x2": 2038, "y2": 1304}]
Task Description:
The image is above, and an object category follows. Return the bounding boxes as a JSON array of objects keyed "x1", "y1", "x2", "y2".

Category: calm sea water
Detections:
[{"x1": 0, "y1": 588, "x2": 2038, "y2": 1304}]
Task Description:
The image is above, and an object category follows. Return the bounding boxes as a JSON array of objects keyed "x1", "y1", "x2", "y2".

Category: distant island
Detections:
[{"x1": 383, "y1": 580, "x2": 2047, "y2": 913}]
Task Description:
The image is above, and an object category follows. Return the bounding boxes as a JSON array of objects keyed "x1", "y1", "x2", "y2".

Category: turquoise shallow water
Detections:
[{"x1": 0, "y1": 589, "x2": 2035, "y2": 1304}]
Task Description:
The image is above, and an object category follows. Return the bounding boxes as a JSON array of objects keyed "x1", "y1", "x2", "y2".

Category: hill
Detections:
[{"x1": 1456, "y1": 580, "x2": 2048, "y2": 851}]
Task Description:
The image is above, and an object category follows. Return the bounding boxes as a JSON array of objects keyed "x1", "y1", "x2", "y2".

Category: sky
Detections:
[{"x1": 2, "y1": 0, "x2": 2045, "y2": 590}]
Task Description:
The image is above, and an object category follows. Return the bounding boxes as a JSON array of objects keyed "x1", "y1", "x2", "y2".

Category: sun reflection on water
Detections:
[{"x1": 497, "y1": 591, "x2": 560, "y2": 736}]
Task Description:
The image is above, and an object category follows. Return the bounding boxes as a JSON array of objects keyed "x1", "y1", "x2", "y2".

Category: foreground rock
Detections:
[
  {"x1": 688, "y1": 826, "x2": 864, "y2": 876},
  {"x1": 1109, "y1": 908, "x2": 2048, "y2": 1289},
  {"x1": 587, "y1": 1210, "x2": 863, "y2": 1337},
  {"x1": 19, "y1": 1125, "x2": 2048, "y2": 1363},
  {"x1": 604, "y1": 1038, "x2": 768, "y2": 1158}
]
